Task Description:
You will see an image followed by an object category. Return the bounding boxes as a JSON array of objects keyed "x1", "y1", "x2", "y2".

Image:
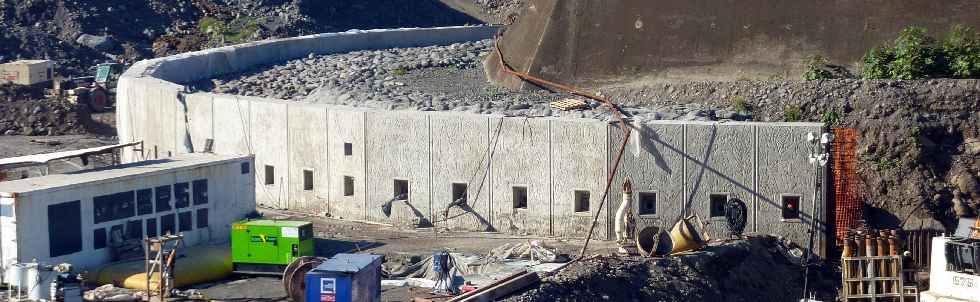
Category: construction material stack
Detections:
[
  {"x1": 841, "y1": 228, "x2": 918, "y2": 302},
  {"x1": 231, "y1": 220, "x2": 315, "y2": 274}
]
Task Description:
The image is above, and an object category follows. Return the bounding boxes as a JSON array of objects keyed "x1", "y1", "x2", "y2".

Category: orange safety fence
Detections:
[{"x1": 831, "y1": 128, "x2": 864, "y2": 246}]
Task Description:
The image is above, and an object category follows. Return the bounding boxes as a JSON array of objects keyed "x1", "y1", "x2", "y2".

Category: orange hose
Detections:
[{"x1": 493, "y1": 31, "x2": 632, "y2": 260}]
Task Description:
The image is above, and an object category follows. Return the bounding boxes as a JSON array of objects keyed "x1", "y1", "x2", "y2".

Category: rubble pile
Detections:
[
  {"x1": 0, "y1": 91, "x2": 90, "y2": 136},
  {"x1": 506, "y1": 236, "x2": 838, "y2": 302},
  {"x1": 198, "y1": 41, "x2": 754, "y2": 122},
  {"x1": 0, "y1": 0, "x2": 491, "y2": 77}
]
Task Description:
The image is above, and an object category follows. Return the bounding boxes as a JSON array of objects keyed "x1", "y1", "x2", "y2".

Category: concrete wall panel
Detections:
[
  {"x1": 489, "y1": 117, "x2": 551, "y2": 236},
  {"x1": 607, "y1": 122, "x2": 686, "y2": 240},
  {"x1": 550, "y1": 119, "x2": 608, "y2": 239},
  {"x1": 325, "y1": 107, "x2": 366, "y2": 220},
  {"x1": 364, "y1": 111, "x2": 431, "y2": 227},
  {"x1": 756, "y1": 124, "x2": 825, "y2": 256},
  {"x1": 249, "y1": 100, "x2": 289, "y2": 208},
  {"x1": 182, "y1": 93, "x2": 214, "y2": 154},
  {"x1": 684, "y1": 123, "x2": 754, "y2": 240},
  {"x1": 116, "y1": 76, "x2": 138, "y2": 161},
  {"x1": 286, "y1": 103, "x2": 329, "y2": 211},
  {"x1": 429, "y1": 113, "x2": 492, "y2": 231},
  {"x1": 148, "y1": 80, "x2": 182, "y2": 160},
  {"x1": 210, "y1": 94, "x2": 252, "y2": 156}
]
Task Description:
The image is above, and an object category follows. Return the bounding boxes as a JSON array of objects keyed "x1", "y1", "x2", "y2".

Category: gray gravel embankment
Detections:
[{"x1": 197, "y1": 40, "x2": 752, "y2": 122}]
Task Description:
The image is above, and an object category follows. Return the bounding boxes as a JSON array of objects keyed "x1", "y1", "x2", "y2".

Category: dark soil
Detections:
[
  {"x1": 0, "y1": 0, "x2": 492, "y2": 78},
  {"x1": 506, "y1": 236, "x2": 838, "y2": 302},
  {"x1": 0, "y1": 83, "x2": 114, "y2": 136}
]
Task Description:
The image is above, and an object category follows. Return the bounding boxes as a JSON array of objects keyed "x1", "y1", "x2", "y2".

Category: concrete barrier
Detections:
[{"x1": 118, "y1": 25, "x2": 829, "y2": 250}]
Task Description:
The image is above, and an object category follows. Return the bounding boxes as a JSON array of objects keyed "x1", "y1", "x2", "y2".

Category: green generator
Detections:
[{"x1": 231, "y1": 219, "x2": 315, "y2": 274}]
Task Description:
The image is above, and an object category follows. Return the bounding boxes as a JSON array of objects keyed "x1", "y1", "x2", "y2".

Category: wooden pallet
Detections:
[
  {"x1": 550, "y1": 98, "x2": 588, "y2": 110},
  {"x1": 841, "y1": 256, "x2": 919, "y2": 302}
]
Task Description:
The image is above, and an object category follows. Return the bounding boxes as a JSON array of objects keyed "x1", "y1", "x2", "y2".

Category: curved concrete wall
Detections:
[
  {"x1": 487, "y1": 0, "x2": 980, "y2": 86},
  {"x1": 118, "y1": 26, "x2": 828, "y2": 253}
]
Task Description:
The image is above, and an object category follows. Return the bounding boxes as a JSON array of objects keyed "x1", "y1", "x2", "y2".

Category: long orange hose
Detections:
[{"x1": 493, "y1": 33, "x2": 632, "y2": 260}]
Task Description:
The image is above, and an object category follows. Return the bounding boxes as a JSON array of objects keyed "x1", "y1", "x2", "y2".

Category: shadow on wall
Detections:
[{"x1": 297, "y1": 0, "x2": 484, "y2": 31}]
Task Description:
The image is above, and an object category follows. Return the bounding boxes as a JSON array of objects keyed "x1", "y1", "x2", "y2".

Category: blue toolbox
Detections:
[{"x1": 305, "y1": 254, "x2": 383, "y2": 302}]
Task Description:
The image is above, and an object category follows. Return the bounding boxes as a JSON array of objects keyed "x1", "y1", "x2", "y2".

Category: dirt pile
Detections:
[
  {"x1": 0, "y1": 0, "x2": 487, "y2": 77},
  {"x1": 0, "y1": 83, "x2": 111, "y2": 136},
  {"x1": 506, "y1": 236, "x2": 837, "y2": 302},
  {"x1": 604, "y1": 79, "x2": 980, "y2": 231}
]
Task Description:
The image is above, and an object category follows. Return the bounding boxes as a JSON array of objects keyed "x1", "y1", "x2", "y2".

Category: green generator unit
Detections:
[{"x1": 231, "y1": 219, "x2": 315, "y2": 274}]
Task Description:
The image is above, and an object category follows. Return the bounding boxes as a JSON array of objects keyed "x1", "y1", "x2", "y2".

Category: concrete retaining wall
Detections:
[
  {"x1": 488, "y1": 0, "x2": 980, "y2": 86},
  {"x1": 608, "y1": 121, "x2": 827, "y2": 256},
  {"x1": 118, "y1": 26, "x2": 829, "y2": 253}
]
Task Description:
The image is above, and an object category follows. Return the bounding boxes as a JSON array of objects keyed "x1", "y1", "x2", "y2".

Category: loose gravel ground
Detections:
[{"x1": 196, "y1": 39, "x2": 752, "y2": 123}]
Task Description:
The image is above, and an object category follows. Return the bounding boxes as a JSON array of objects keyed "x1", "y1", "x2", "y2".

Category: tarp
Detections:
[{"x1": 0, "y1": 141, "x2": 141, "y2": 169}]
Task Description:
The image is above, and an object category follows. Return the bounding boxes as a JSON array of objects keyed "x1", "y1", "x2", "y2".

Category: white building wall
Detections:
[{"x1": 5, "y1": 157, "x2": 254, "y2": 271}]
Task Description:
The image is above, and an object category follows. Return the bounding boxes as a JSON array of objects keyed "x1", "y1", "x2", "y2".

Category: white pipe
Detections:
[{"x1": 615, "y1": 177, "x2": 633, "y2": 244}]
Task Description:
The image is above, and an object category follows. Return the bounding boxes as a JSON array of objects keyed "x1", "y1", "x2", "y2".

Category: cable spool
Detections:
[
  {"x1": 282, "y1": 256, "x2": 325, "y2": 302},
  {"x1": 724, "y1": 198, "x2": 747, "y2": 238}
]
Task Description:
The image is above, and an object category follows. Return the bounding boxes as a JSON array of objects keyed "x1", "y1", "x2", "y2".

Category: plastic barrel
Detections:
[{"x1": 6, "y1": 263, "x2": 29, "y2": 288}]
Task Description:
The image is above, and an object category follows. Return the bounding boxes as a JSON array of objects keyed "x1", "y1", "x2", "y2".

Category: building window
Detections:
[
  {"x1": 174, "y1": 182, "x2": 190, "y2": 208},
  {"x1": 393, "y1": 179, "x2": 409, "y2": 200},
  {"x1": 155, "y1": 185, "x2": 172, "y2": 213},
  {"x1": 93, "y1": 191, "x2": 136, "y2": 224},
  {"x1": 303, "y1": 170, "x2": 314, "y2": 191},
  {"x1": 782, "y1": 195, "x2": 801, "y2": 220},
  {"x1": 109, "y1": 224, "x2": 124, "y2": 244},
  {"x1": 344, "y1": 143, "x2": 353, "y2": 156},
  {"x1": 146, "y1": 218, "x2": 158, "y2": 238},
  {"x1": 93, "y1": 228, "x2": 107, "y2": 250},
  {"x1": 343, "y1": 176, "x2": 355, "y2": 196},
  {"x1": 178, "y1": 212, "x2": 192, "y2": 232},
  {"x1": 126, "y1": 220, "x2": 142, "y2": 240},
  {"x1": 513, "y1": 186, "x2": 528, "y2": 209},
  {"x1": 452, "y1": 183, "x2": 468, "y2": 202},
  {"x1": 48, "y1": 201, "x2": 82, "y2": 257},
  {"x1": 574, "y1": 190, "x2": 590, "y2": 213},
  {"x1": 709, "y1": 194, "x2": 728, "y2": 218},
  {"x1": 136, "y1": 189, "x2": 153, "y2": 215},
  {"x1": 638, "y1": 192, "x2": 657, "y2": 215},
  {"x1": 0, "y1": 204, "x2": 12, "y2": 217},
  {"x1": 197, "y1": 208, "x2": 209, "y2": 228},
  {"x1": 264, "y1": 165, "x2": 275, "y2": 185},
  {"x1": 193, "y1": 179, "x2": 208, "y2": 205},
  {"x1": 241, "y1": 162, "x2": 251, "y2": 174},
  {"x1": 161, "y1": 214, "x2": 176, "y2": 235}
]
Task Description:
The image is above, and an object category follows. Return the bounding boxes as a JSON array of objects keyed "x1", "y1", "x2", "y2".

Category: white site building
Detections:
[{"x1": 0, "y1": 153, "x2": 256, "y2": 273}]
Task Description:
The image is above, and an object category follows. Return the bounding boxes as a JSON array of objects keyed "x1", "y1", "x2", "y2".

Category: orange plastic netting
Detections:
[{"x1": 831, "y1": 128, "x2": 864, "y2": 246}]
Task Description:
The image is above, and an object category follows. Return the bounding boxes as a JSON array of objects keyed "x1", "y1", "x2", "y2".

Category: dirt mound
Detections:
[
  {"x1": 0, "y1": 0, "x2": 486, "y2": 77},
  {"x1": 507, "y1": 236, "x2": 837, "y2": 302},
  {"x1": 0, "y1": 84, "x2": 113, "y2": 136}
]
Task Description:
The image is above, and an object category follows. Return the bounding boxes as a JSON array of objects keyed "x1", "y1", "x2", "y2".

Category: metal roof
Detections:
[
  {"x1": 312, "y1": 254, "x2": 382, "y2": 274},
  {"x1": 0, "y1": 153, "x2": 249, "y2": 195},
  {"x1": 0, "y1": 141, "x2": 142, "y2": 170},
  {"x1": 238, "y1": 220, "x2": 311, "y2": 228}
]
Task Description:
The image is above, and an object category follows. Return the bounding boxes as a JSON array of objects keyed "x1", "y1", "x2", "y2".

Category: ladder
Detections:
[{"x1": 143, "y1": 234, "x2": 183, "y2": 302}]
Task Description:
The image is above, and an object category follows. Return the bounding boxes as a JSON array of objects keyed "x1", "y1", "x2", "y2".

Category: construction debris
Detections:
[
  {"x1": 549, "y1": 99, "x2": 588, "y2": 111},
  {"x1": 505, "y1": 236, "x2": 836, "y2": 302}
]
